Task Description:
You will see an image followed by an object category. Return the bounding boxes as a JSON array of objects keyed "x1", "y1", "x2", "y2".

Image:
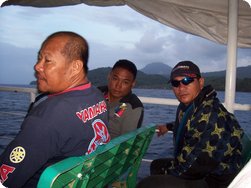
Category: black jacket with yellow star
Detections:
[{"x1": 169, "y1": 85, "x2": 243, "y2": 186}]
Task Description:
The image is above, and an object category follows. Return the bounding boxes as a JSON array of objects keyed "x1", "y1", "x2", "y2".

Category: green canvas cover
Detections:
[{"x1": 37, "y1": 124, "x2": 156, "y2": 188}]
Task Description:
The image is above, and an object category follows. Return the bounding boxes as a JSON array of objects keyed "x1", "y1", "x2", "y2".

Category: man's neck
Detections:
[
  {"x1": 108, "y1": 97, "x2": 121, "y2": 103},
  {"x1": 108, "y1": 94, "x2": 122, "y2": 103}
]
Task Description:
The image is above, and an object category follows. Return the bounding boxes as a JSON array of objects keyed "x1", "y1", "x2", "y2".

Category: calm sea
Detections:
[{"x1": 0, "y1": 86, "x2": 251, "y2": 179}]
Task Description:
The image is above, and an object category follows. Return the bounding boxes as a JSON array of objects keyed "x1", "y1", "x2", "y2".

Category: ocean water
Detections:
[{"x1": 0, "y1": 86, "x2": 251, "y2": 179}]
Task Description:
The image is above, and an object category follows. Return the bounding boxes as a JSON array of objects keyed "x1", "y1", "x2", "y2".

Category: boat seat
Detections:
[
  {"x1": 37, "y1": 124, "x2": 156, "y2": 188},
  {"x1": 241, "y1": 132, "x2": 251, "y2": 167}
]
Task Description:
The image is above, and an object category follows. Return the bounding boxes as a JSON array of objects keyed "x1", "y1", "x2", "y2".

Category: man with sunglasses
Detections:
[{"x1": 137, "y1": 61, "x2": 243, "y2": 188}]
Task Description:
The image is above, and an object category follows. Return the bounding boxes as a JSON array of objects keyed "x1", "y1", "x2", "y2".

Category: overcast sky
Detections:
[{"x1": 0, "y1": 4, "x2": 251, "y2": 85}]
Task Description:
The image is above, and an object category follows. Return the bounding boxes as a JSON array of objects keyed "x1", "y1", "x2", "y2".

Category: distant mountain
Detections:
[
  {"x1": 88, "y1": 67, "x2": 111, "y2": 86},
  {"x1": 87, "y1": 67, "x2": 168, "y2": 89},
  {"x1": 30, "y1": 64, "x2": 251, "y2": 92},
  {"x1": 202, "y1": 65, "x2": 251, "y2": 79},
  {"x1": 140, "y1": 63, "x2": 251, "y2": 79},
  {"x1": 136, "y1": 71, "x2": 168, "y2": 89},
  {"x1": 140, "y1": 62, "x2": 172, "y2": 76}
]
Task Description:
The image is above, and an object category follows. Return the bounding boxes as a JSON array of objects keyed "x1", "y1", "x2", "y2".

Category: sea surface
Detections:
[{"x1": 0, "y1": 86, "x2": 251, "y2": 180}]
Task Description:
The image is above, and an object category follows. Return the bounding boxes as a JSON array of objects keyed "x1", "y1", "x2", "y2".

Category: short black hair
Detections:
[
  {"x1": 112, "y1": 59, "x2": 137, "y2": 80},
  {"x1": 42, "y1": 31, "x2": 89, "y2": 74}
]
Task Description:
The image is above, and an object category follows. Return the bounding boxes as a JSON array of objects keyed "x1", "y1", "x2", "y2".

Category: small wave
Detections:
[{"x1": 0, "y1": 111, "x2": 26, "y2": 116}]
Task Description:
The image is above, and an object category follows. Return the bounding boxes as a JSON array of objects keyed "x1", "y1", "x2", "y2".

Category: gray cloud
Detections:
[
  {"x1": 0, "y1": 42, "x2": 38, "y2": 84},
  {"x1": 79, "y1": 5, "x2": 148, "y2": 31},
  {"x1": 0, "y1": 4, "x2": 250, "y2": 84},
  {"x1": 130, "y1": 28, "x2": 250, "y2": 72},
  {"x1": 135, "y1": 31, "x2": 168, "y2": 53},
  {"x1": 3, "y1": 4, "x2": 57, "y2": 18}
]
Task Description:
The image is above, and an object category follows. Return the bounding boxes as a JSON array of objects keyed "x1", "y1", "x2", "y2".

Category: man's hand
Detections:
[{"x1": 156, "y1": 124, "x2": 169, "y2": 137}]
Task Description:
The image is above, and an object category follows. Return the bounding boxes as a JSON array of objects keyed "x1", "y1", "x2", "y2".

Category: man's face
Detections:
[
  {"x1": 34, "y1": 36, "x2": 73, "y2": 93},
  {"x1": 108, "y1": 67, "x2": 135, "y2": 101},
  {"x1": 172, "y1": 76, "x2": 204, "y2": 106}
]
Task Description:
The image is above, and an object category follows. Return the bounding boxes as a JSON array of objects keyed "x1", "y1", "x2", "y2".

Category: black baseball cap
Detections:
[{"x1": 169, "y1": 61, "x2": 201, "y2": 81}]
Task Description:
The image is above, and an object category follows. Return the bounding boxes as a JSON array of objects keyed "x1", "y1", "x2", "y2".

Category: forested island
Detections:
[
  {"x1": 88, "y1": 67, "x2": 251, "y2": 92},
  {"x1": 30, "y1": 65, "x2": 251, "y2": 92}
]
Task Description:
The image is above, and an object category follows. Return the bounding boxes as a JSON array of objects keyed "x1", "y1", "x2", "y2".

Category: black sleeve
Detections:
[{"x1": 166, "y1": 122, "x2": 175, "y2": 131}]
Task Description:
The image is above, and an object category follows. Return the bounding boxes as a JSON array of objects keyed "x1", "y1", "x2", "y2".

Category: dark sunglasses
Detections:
[{"x1": 171, "y1": 77, "x2": 195, "y2": 87}]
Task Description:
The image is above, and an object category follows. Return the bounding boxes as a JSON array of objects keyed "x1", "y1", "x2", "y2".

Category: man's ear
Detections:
[
  {"x1": 199, "y1": 77, "x2": 204, "y2": 90},
  {"x1": 107, "y1": 71, "x2": 112, "y2": 80},
  {"x1": 72, "y1": 60, "x2": 83, "y2": 75},
  {"x1": 132, "y1": 80, "x2": 136, "y2": 87}
]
